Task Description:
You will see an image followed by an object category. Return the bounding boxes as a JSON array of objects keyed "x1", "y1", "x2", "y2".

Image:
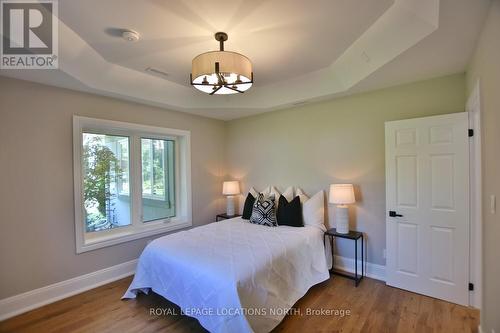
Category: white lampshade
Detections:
[
  {"x1": 191, "y1": 32, "x2": 253, "y2": 95},
  {"x1": 329, "y1": 184, "x2": 355, "y2": 205},
  {"x1": 222, "y1": 181, "x2": 240, "y2": 196},
  {"x1": 191, "y1": 51, "x2": 253, "y2": 95}
]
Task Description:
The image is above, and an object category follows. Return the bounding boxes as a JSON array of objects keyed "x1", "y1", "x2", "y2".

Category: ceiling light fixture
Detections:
[{"x1": 190, "y1": 32, "x2": 253, "y2": 95}]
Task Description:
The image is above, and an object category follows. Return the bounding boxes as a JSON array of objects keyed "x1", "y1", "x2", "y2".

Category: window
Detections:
[
  {"x1": 141, "y1": 138, "x2": 176, "y2": 222},
  {"x1": 83, "y1": 133, "x2": 131, "y2": 232},
  {"x1": 73, "y1": 116, "x2": 192, "y2": 253}
]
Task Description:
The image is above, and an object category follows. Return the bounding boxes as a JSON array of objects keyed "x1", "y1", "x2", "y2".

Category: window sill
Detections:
[{"x1": 76, "y1": 218, "x2": 192, "y2": 253}]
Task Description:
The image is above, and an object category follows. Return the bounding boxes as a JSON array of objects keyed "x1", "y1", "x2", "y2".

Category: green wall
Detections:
[
  {"x1": 466, "y1": 1, "x2": 500, "y2": 331},
  {"x1": 226, "y1": 73, "x2": 466, "y2": 265}
]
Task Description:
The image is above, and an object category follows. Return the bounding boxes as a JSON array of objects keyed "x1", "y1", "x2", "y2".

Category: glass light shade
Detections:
[
  {"x1": 329, "y1": 184, "x2": 355, "y2": 205},
  {"x1": 191, "y1": 51, "x2": 252, "y2": 95},
  {"x1": 222, "y1": 181, "x2": 240, "y2": 196}
]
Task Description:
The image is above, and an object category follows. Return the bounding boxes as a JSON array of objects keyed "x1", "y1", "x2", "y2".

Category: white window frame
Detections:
[
  {"x1": 73, "y1": 116, "x2": 192, "y2": 253},
  {"x1": 116, "y1": 137, "x2": 131, "y2": 196},
  {"x1": 140, "y1": 138, "x2": 171, "y2": 201}
]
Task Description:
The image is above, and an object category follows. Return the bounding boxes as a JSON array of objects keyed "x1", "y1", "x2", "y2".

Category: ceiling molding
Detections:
[
  {"x1": 57, "y1": 0, "x2": 439, "y2": 109},
  {"x1": 0, "y1": 0, "x2": 490, "y2": 120}
]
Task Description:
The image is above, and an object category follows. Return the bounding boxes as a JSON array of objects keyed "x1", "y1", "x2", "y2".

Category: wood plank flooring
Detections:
[{"x1": 0, "y1": 275, "x2": 479, "y2": 333}]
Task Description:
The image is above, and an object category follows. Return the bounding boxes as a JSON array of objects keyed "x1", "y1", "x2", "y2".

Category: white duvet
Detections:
[{"x1": 123, "y1": 217, "x2": 329, "y2": 333}]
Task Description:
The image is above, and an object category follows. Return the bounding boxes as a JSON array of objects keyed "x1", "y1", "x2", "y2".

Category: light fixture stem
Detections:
[{"x1": 215, "y1": 32, "x2": 228, "y2": 51}]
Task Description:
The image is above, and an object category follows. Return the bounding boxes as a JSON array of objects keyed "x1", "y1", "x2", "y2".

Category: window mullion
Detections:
[
  {"x1": 163, "y1": 143, "x2": 168, "y2": 203},
  {"x1": 150, "y1": 140, "x2": 154, "y2": 196},
  {"x1": 130, "y1": 134, "x2": 142, "y2": 227}
]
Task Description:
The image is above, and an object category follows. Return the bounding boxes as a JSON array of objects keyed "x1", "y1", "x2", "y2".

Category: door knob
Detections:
[{"x1": 389, "y1": 210, "x2": 403, "y2": 217}]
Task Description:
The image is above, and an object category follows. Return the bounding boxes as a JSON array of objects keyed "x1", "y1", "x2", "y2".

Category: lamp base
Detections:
[
  {"x1": 226, "y1": 196, "x2": 236, "y2": 216},
  {"x1": 335, "y1": 205, "x2": 350, "y2": 234}
]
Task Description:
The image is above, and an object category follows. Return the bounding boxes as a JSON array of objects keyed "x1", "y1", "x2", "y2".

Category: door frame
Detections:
[{"x1": 467, "y1": 80, "x2": 482, "y2": 309}]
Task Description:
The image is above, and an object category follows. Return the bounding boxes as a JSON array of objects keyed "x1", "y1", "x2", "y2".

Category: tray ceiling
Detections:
[{"x1": 0, "y1": 0, "x2": 490, "y2": 120}]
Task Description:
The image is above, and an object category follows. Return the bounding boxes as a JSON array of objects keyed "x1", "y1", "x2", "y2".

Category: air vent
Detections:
[{"x1": 145, "y1": 67, "x2": 169, "y2": 78}]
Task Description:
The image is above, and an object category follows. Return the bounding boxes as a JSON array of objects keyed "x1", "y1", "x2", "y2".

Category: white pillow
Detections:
[
  {"x1": 248, "y1": 186, "x2": 277, "y2": 200},
  {"x1": 296, "y1": 187, "x2": 309, "y2": 204},
  {"x1": 248, "y1": 187, "x2": 259, "y2": 198},
  {"x1": 296, "y1": 188, "x2": 326, "y2": 231},
  {"x1": 269, "y1": 186, "x2": 293, "y2": 207},
  {"x1": 260, "y1": 186, "x2": 279, "y2": 203},
  {"x1": 281, "y1": 186, "x2": 294, "y2": 202},
  {"x1": 253, "y1": 186, "x2": 294, "y2": 207},
  {"x1": 269, "y1": 186, "x2": 280, "y2": 203},
  {"x1": 261, "y1": 186, "x2": 271, "y2": 197}
]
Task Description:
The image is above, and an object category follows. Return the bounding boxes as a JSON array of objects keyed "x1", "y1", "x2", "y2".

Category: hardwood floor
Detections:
[{"x1": 0, "y1": 275, "x2": 479, "y2": 333}]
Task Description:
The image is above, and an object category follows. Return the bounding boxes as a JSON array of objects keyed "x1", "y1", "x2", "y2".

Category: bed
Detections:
[{"x1": 123, "y1": 217, "x2": 329, "y2": 333}]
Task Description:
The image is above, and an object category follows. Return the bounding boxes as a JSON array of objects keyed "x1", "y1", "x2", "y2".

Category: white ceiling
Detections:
[
  {"x1": 0, "y1": 0, "x2": 491, "y2": 120},
  {"x1": 63, "y1": 0, "x2": 393, "y2": 87}
]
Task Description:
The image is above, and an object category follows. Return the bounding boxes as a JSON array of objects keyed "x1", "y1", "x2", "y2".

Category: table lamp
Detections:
[
  {"x1": 222, "y1": 181, "x2": 240, "y2": 216},
  {"x1": 329, "y1": 184, "x2": 355, "y2": 234}
]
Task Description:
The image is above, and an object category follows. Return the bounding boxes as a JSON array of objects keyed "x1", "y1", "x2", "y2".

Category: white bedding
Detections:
[{"x1": 123, "y1": 217, "x2": 329, "y2": 333}]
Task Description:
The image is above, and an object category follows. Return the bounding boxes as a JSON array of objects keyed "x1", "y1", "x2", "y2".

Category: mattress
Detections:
[{"x1": 123, "y1": 217, "x2": 329, "y2": 333}]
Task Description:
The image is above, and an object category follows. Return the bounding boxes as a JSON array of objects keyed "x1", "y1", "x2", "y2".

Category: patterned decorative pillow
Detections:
[{"x1": 249, "y1": 193, "x2": 277, "y2": 227}]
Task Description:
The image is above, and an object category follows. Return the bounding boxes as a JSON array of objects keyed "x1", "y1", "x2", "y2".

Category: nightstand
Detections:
[
  {"x1": 324, "y1": 228, "x2": 364, "y2": 286},
  {"x1": 216, "y1": 213, "x2": 242, "y2": 222}
]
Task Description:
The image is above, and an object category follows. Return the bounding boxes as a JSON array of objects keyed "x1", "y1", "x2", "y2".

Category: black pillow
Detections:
[
  {"x1": 242, "y1": 193, "x2": 255, "y2": 219},
  {"x1": 277, "y1": 195, "x2": 303, "y2": 227}
]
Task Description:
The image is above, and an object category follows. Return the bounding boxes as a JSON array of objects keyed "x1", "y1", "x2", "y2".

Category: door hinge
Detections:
[
  {"x1": 468, "y1": 129, "x2": 474, "y2": 137},
  {"x1": 469, "y1": 282, "x2": 474, "y2": 291}
]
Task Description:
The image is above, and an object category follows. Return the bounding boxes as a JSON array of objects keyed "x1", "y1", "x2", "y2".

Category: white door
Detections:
[{"x1": 385, "y1": 112, "x2": 469, "y2": 305}]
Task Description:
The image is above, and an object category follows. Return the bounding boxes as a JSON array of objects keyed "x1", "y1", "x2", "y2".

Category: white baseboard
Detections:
[
  {"x1": 332, "y1": 255, "x2": 386, "y2": 282},
  {"x1": 0, "y1": 254, "x2": 385, "y2": 322},
  {"x1": 478, "y1": 325, "x2": 495, "y2": 333},
  {"x1": 0, "y1": 259, "x2": 137, "y2": 321}
]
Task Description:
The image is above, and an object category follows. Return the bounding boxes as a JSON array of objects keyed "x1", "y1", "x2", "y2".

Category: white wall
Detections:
[{"x1": 0, "y1": 76, "x2": 226, "y2": 299}]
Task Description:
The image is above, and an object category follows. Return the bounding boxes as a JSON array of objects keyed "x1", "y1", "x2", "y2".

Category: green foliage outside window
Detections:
[{"x1": 83, "y1": 136, "x2": 123, "y2": 232}]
